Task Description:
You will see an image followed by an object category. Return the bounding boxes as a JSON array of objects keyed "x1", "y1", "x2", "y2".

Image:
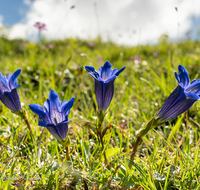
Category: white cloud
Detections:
[
  {"x1": 9, "y1": 0, "x2": 200, "y2": 45},
  {"x1": 0, "y1": 15, "x2": 3, "y2": 28}
]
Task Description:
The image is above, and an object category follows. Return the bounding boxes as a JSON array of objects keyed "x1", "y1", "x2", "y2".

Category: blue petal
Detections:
[
  {"x1": 95, "y1": 80, "x2": 103, "y2": 110},
  {"x1": 95, "y1": 80, "x2": 115, "y2": 111},
  {"x1": 115, "y1": 66, "x2": 126, "y2": 76},
  {"x1": 29, "y1": 104, "x2": 45, "y2": 118},
  {"x1": 39, "y1": 120, "x2": 47, "y2": 127},
  {"x1": 158, "y1": 93, "x2": 198, "y2": 122},
  {"x1": 49, "y1": 90, "x2": 64, "y2": 124},
  {"x1": 157, "y1": 85, "x2": 199, "y2": 122},
  {"x1": 175, "y1": 65, "x2": 189, "y2": 87},
  {"x1": 186, "y1": 79, "x2": 200, "y2": 95},
  {"x1": 55, "y1": 121, "x2": 69, "y2": 140},
  {"x1": 7, "y1": 73, "x2": 12, "y2": 81},
  {"x1": 0, "y1": 91, "x2": 20, "y2": 112},
  {"x1": 84, "y1": 66, "x2": 99, "y2": 80},
  {"x1": 46, "y1": 126, "x2": 62, "y2": 140},
  {"x1": 105, "y1": 75, "x2": 117, "y2": 83},
  {"x1": 43, "y1": 99, "x2": 50, "y2": 113},
  {"x1": 61, "y1": 97, "x2": 75, "y2": 117},
  {"x1": 9, "y1": 69, "x2": 21, "y2": 90},
  {"x1": 10, "y1": 88, "x2": 21, "y2": 111},
  {"x1": 102, "y1": 80, "x2": 114, "y2": 110},
  {"x1": 0, "y1": 73, "x2": 10, "y2": 93},
  {"x1": 157, "y1": 85, "x2": 184, "y2": 119},
  {"x1": 29, "y1": 104, "x2": 50, "y2": 124},
  {"x1": 98, "y1": 61, "x2": 112, "y2": 80}
]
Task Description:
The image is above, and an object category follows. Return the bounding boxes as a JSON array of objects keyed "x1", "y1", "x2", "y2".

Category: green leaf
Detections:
[{"x1": 102, "y1": 148, "x2": 121, "y2": 161}]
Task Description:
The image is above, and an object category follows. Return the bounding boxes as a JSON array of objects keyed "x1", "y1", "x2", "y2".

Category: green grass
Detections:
[{"x1": 0, "y1": 36, "x2": 200, "y2": 189}]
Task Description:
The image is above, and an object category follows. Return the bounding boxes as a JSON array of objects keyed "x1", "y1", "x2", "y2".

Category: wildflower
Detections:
[
  {"x1": 0, "y1": 69, "x2": 22, "y2": 113},
  {"x1": 84, "y1": 61, "x2": 126, "y2": 111},
  {"x1": 49, "y1": 44, "x2": 54, "y2": 49},
  {"x1": 157, "y1": 65, "x2": 200, "y2": 123},
  {"x1": 130, "y1": 55, "x2": 141, "y2": 63},
  {"x1": 34, "y1": 22, "x2": 47, "y2": 32},
  {"x1": 153, "y1": 52, "x2": 158, "y2": 58},
  {"x1": 29, "y1": 90, "x2": 75, "y2": 141}
]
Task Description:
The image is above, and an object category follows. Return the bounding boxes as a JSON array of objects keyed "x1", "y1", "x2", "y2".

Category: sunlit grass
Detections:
[{"x1": 0, "y1": 37, "x2": 200, "y2": 189}]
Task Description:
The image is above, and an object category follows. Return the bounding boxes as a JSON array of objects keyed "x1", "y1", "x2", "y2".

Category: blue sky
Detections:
[
  {"x1": 0, "y1": 0, "x2": 200, "y2": 45},
  {"x1": 0, "y1": 0, "x2": 32, "y2": 25}
]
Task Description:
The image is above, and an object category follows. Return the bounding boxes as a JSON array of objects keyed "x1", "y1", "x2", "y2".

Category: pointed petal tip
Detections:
[
  {"x1": 178, "y1": 65, "x2": 188, "y2": 74},
  {"x1": 84, "y1": 65, "x2": 95, "y2": 72},
  {"x1": 49, "y1": 89, "x2": 59, "y2": 99},
  {"x1": 13, "y1": 69, "x2": 22, "y2": 76},
  {"x1": 103, "y1": 61, "x2": 112, "y2": 68},
  {"x1": 115, "y1": 66, "x2": 126, "y2": 76}
]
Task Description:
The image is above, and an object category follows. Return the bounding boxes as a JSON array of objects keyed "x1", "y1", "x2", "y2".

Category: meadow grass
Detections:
[{"x1": 0, "y1": 37, "x2": 200, "y2": 189}]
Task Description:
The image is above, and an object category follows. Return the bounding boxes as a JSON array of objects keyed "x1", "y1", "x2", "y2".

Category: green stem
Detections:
[
  {"x1": 24, "y1": 117, "x2": 33, "y2": 137},
  {"x1": 66, "y1": 146, "x2": 70, "y2": 160},
  {"x1": 100, "y1": 132, "x2": 108, "y2": 166},
  {"x1": 129, "y1": 136, "x2": 141, "y2": 167}
]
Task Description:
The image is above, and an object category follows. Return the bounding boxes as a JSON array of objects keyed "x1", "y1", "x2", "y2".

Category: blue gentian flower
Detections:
[
  {"x1": 84, "y1": 61, "x2": 126, "y2": 111},
  {"x1": 29, "y1": 90, "x2": 75, "y2": 140},
  {"x1": 0, "y1": 69, "x2": 22, "y2": 113},
  {"x1": 157, "y1": 65, "x2": 200, "y2": 123}
]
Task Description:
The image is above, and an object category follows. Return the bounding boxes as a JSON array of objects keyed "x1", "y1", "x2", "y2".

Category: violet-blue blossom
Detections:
[
  {"x1": 29, "y1": 90, "x2": 75, "y2": 140},
  {"x1": 157, "y1": 65, "x2": 200, "y2": 123},
  {"x1": 0, "y1": 69, "x2": 22, "y2": 113},
  {"x1": 34, "y1": 22, "x2": 47, "y2": 32},
  {"x1": 85, "y1": 61, "x2": 126, "y2": 111}
]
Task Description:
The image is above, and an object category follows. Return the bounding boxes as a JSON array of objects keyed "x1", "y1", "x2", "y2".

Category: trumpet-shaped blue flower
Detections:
[
  {"x1": 85, "y1": 61, "x2": 126, "y2": 111},
  {"x1": 157, "y1": 65, "x2": 200, "y2": 123},
  {"x1": 0, "y1": 69, "x2": 22, "y2": 113},
  {"x1": 29, "y1": 90, "x2": 75, "y2": 140}
]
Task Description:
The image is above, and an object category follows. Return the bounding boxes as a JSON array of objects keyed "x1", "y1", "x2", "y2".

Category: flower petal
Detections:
[
  {"x1": 115, "y1": 66, "x2": 126, "y2": 76},
  {"x1": 157, "y1": 85, "x2": 184, "y2": 119},
  {"x1": 159, "y1": 94, "x2": 198, "y2": 122},
  {"x1": 55, "y1": 121, "x2": 69, "y2": 140},
  {"x1": 98, "y1": 61, "x2": 112, "y2": 80},
  {"x1": 0, "y1": 73, "x2": 10, "y2": 93},
  {"x1": 186, "y1": 79, "x2": 200, "y2": 95},
  {"x1": 29, "y1": 104, "x2": 50, "y2": 125},
  {"x1": 61, "y1": 97, "x2": 75, "y2": 117},
  {"x1": 10, "y1": 88, "x2": 21, "y2": 111},
  {"x1": 175, "y1": 65, "x2": 189, "y2": 87},
  {"x1": 29, "y1": 104, "x2": 45, "y2": 118},
  {"x1": 49, "y1": 90, "x2": 63, "y2": 124},
  {"x1": 0, "y1": 94, "x2": 16, "y2": 112},
  {"x1": 9, "y1": 69, "x2": 21, "y2": 90},
  {"x1": 84, "y1": 66, "x2": 99, "y2": 80},
  {"x1": 95, "y1": 80, "x2": 103, "y2": 110},
  {"x1": 105, "y1": 75, "x2": 117, "y2": 83},
  {"x1": 157, "y1": 86, "x2": 199, "y2": 122},
  {"x1": 39, "y1": 120, "x2": 47, "y2": 127},
  {"x1": 102, "y1": 80, "x2": 114, "y2": 110},
  {"x1": 46, "y1": 126, "x2": 62, "y2": 140}
]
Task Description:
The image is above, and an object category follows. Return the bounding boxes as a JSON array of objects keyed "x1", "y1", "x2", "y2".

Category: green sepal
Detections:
[
  {"x1": 96, "y1": 110, "x2": 107, "y2": 133},
  {"x1": 138, "y1": 116, "x2": 160, "y2": 138},
  {"x1": 12, "y1": 108, "x2": 27, "y2": 120},
  {"x1": 58, "y1": 136, "x2": 71, "y2": 147}
]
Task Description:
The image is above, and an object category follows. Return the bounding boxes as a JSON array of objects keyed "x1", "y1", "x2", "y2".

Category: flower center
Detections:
[{"x1": 54, "y1": 118, "x2": 58, "y2": 125}]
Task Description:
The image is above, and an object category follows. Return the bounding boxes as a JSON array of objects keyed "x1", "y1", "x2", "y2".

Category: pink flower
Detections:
[
  {"x1": 153, "y1": 52, "x2": 158, "y2": 58},
  {"x1": 49, "y1": 44, "x2": 54, "y2": 49},
  {"x1": 130, "y1": 54, "x2": 141, "y2": 63},
  {"x1": 34, "y1": 22, "x2": 47, "y2": 32}
]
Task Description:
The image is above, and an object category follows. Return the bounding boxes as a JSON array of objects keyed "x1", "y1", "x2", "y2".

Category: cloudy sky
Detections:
[{"x1": 1, "y1": 0, "x2": 200, "y2": 45}]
